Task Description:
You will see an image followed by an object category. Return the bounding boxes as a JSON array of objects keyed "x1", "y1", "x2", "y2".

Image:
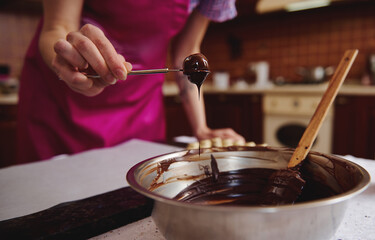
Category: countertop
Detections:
[
  {"x1": 0, "y1": 139, "x2": 374, "y2": 239},
  {"x1": 163, "y1": 81, "x2": 375, "y2": 96},
  {"x1": 2, "y1": 82, "x2": 375, "y2": 105},
  {"x1": 0, "y1": 93, "x2": 18, "y2": 105}
]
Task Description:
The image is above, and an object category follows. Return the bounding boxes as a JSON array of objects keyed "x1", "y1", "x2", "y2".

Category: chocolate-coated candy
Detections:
[{"x1": 183, "y1": 53, "x2": 210, "y2": 86}]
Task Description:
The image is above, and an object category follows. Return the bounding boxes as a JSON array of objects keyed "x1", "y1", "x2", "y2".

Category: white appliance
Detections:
[{"x1": 263, "y1": 93, "x2": 333, "y2": 154}]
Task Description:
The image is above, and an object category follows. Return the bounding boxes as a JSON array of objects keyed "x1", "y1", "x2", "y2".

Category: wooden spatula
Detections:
[
  {"x1": 262, "y1": 49, "x2": 358, "y2": 205},
  {"x1": 288, "y1": 49, "x2": 358, "y2": 168}
]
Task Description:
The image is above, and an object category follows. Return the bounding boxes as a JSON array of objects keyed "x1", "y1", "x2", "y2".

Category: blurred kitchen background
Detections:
[{"x1": 0, "y1": 0, "x2": 374, "y2": 167}]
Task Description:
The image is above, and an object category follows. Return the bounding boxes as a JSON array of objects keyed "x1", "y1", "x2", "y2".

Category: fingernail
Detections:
[
  {"x1": 114, "y1": 69, "x2": 127, "y2": 80},
  {"x1": 105, "y1": 74, "x2": 117, "y2": 84},
  {"x1": 125, "y1": 62, "x2": 133, "y2": 72}
]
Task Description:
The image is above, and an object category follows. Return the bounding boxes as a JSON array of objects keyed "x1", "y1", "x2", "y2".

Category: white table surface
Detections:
[
  {"x1": 0, "y1": 139, "x2": 182, "y2": 221},
  {"x1": 1, "y1": 139, "x2": 374, "y2": 239}
]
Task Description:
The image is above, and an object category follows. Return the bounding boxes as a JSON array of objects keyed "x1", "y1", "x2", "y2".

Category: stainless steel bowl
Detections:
[{"x1": 126, "y1": 146, "x2": 370, "y2": 240}]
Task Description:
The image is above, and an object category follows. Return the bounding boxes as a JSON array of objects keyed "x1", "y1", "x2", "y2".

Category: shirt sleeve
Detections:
[{"x1": 189, "y1": 0, "x2": 238, "y2": 22}]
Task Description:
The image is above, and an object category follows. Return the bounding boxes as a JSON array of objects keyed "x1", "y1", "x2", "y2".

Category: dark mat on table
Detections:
[{"x1": 0, "y1": 187, "x2": 153, "y2": 239}]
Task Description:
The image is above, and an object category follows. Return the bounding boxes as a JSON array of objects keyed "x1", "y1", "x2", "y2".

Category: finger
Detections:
[
  {"x1": 224, "y1": 130, "x2": 244, "y2": 142},
  {"x1": 91, "y1": 75, "x2": 113, "y2": 88},
  {"x1": 229, "y1": 132, "x2": 245, "y2": 143},
  {"x1": 117, "y1": 54, "x2": 125, "y2": 62},
  {"x1": 66, "y1": 30, "x2": 117, "y2": 84},
  {"x1": 70, "y1": 84, "x2": 105, "y2": 97},
  {"x1": 80, "y1": 24, "x2": 128, "y2": 80},
  {"x1": 124, "y1": 61, "x2": 133, "y2": 72},
  {"x1": 52, "y1": 55, "x2": 107, "y2": 96},
  {"x1": 52, "y1": 55, "x2": 94, "y2": 90},
  {"x1": 214, "y1": 128, "x2": 245, "y2": 142},
  {"x1": 118, "y1": 54, "x2": 133, "y2": 73},
  {"x1": 54, "y1": 39, "x2": 88, "y2": 70},
  {"x1": 83, "y1": 65, "x2": 114, "y2": 86}
]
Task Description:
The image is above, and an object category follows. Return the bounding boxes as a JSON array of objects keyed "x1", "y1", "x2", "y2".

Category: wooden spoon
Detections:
[
  {"x1": 262, "y1": 49, "x2": 358, "y2": 205},
  {"x1": 288, "y1": 49, "x2": 358, "y2": 168}
]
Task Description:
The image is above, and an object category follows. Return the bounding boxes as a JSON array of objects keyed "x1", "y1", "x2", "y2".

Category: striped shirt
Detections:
[{"x1": 189, "y1": 0, "x2": 237, "y2": 22}]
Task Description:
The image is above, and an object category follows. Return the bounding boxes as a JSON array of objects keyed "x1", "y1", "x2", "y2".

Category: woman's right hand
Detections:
[{"x1": 51, "y1": 24, "x2": 132, "y2": 96}]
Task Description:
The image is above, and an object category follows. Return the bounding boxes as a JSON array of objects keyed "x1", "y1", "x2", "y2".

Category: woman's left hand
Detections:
[{"x1": 195, "y1": 127, "x2": 245, "y2": 144}]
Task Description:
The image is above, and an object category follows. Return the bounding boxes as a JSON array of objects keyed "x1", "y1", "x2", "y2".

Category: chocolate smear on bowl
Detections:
[{"x1": 149, "y1": 158, "x2": 177, "y2": 192}]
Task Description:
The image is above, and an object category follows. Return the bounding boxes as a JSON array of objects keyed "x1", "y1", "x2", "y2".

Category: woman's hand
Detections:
[
  {"x1": 40, "y1": 0, "x2": 132, "y2": 96},
  {"x1": 51, "y1": 24, "x2": 132, "y2": 96},
  {"x1": 195, "y1": 126, "x2": 245, "y2": 144}
]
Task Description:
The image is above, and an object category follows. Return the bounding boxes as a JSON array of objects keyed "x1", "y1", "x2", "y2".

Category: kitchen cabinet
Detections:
[
  {"x1": 165, "y1": 91, "x2": 374, "y2": 159},
  {"x1": 1, "y1": 90, "x2": 371, "y2": 169},
  {"x1": 333, "y1": 95, "x2": 375, "y2": 159},
  {"x1": 164, "y1": 95, "x2": 193, "y2": 139},
  {"x1": 164, "y1": 93, "x2": 263, "y2": 144},
  {"x1": 0, "y1": 104, "x2": 17, "y2": 167},
  {"x1": 204, "y1": 93, "x2": 263, "y2": 143}
]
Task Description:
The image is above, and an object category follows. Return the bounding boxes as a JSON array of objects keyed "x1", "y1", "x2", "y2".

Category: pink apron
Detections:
[{"x1": 17, "y1": 0, "x2": 189, "y2": 163}]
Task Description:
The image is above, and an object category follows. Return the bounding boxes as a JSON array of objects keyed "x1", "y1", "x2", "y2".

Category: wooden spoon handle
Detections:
[{"x1": 288, "y1": 49, "x2": 358, "y2": 168}]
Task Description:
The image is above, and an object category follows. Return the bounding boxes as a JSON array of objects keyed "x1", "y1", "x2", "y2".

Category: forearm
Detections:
[
  {"x1": 39, "y1": 0, "x2": 83, "y2": 69},
  {"x1": 39, "y1": 28, "x2": 68, "y2": 69},
  {"x1": 175, "y1": 72, "x2": 209, "y2": 136},
  {"x1": 171, "y1": 10, "x2": 210, "y2": 136}
]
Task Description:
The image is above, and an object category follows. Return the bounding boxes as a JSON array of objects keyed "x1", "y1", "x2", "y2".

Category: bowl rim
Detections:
[{"x1": 126, "y1": 146, "x2": 371, "y2": 212}]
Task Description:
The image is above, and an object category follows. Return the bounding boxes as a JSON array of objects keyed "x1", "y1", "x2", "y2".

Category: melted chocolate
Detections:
[
  {"x1": 183, "y1": 53, "x2": 210, "y2": 97},
  {"x1": 173, "y1": 168, "x2": 338, "y2": 206},
  {"x1": 173, "y1": 155, "x2": 339, "y2": 206},
  {"x1": 261, "y1": 168, "x2": 305, "y2": 205},
  {"x1": 146, "y1": 149, "x2": 359, "y2": 206},
  {"x1": 210, "y1": 154, "x2": 219, "y2": 182}
]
